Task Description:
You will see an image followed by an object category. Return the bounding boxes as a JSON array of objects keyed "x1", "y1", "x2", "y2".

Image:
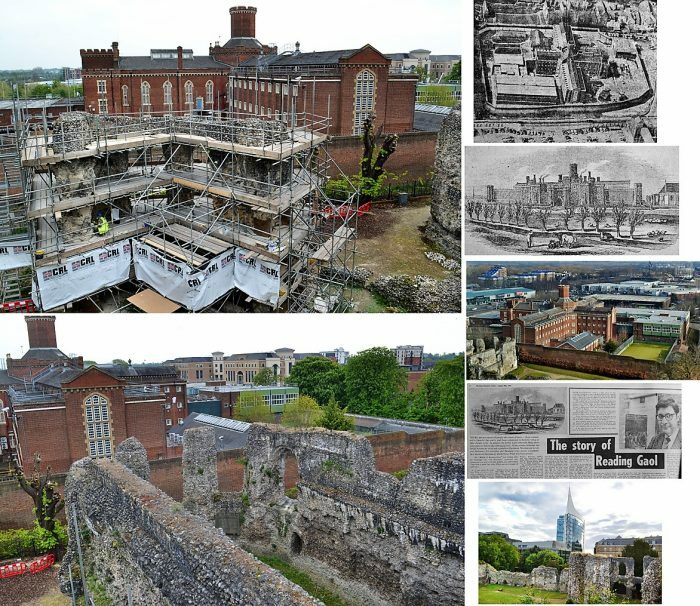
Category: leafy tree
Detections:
[
  {"x1": 253, "y1": 368, "x2": 276, "y2": 386},
  {"x1": 603, "y1": 339, "x2": 619, "y2": 354},
  {"x1": 447, "y1": 60, "x2": 461, "y2": 82},
  {"x1": 236, "y1": 392, "x2": 275, "y2": 423},
  {"x1": 319, "y1": 397, "x2": 354, "y2": 431},
  {"x1": 287, "y1": 356, "x2": 345, "y2": 405},
  {"x1": 112, "y1": 358, "x2": 129, "y2": 366},
  {"x1": 281, "y1": 395, "x2": 323, "y2": 428},
  {"x1": 479, "y1": 533, "x2": 520, "y2": 572},
  {"x1": 622, "y1": 539, "x2": 658, "y2": 576},
  {"x1": 344, "y1": 347, "x2": 407, "y2": 417},
  {"x1": 409, "y1": 355, "x2": 464, "y2": 426},
  {"x1": 14, "y1": 454, "x2": 64, "y2": 532},
  {"x1": 662, "y1": 346, "x2": 700, "y2": 380},
  {"x1": 523, "y1": 549, "x2": 565, "y2": 572}
]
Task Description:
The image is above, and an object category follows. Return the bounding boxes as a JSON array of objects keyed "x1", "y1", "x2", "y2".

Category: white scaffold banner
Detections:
[
  {"x1": 233, "y1": 248, "x2": 281, "y2": 307},
  {"x1": 132, "y1": 239, "x2": 236, "y2": 311},
  {"x1": 0, "y1": 239, "x2": 32, "y2": 270},
  {"x1": 32, "y1": 241, "x2": 133, "y2": 310}
]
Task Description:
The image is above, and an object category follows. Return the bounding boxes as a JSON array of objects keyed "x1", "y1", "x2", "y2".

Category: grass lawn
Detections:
[
  {"x1": 256, "y1": 554, "x2": 350, "y2": 606},
  {"x1": 618, "y1": 342, "x2": 671, "y2": 362},
  {"x1": 513, "y1": 363, "x2": 614, "y2": 381},
  {"x1": 479, "y1": 584, "x2": 568, "y2": 604}
]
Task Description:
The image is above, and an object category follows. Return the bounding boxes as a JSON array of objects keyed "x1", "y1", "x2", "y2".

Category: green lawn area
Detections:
[
  {"x1": 618, "y1": 342, "x2": 671, "y2": 362},
  {"x1": 513, "y1": 363, "x2": 613, "y2": 381},
  {"x1": 256, "y1": 554, "x2": 350, "y2": 606},
  {"x1": 479, "y1": 584, "x2": 568, "y2": 604}
]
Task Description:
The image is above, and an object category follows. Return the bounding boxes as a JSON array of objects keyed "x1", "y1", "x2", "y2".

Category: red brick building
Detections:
[
  {"x1": 80, "y1": 5, "x2": 418, "y2": 135},
  {"x1": 0, "y1": 316, "x2": 186, "y2": 472}
]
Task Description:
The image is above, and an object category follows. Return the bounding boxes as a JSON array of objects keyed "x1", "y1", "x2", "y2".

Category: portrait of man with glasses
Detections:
[{"x1": 646, "y1": 395, "x2": 681, "y2": 450}]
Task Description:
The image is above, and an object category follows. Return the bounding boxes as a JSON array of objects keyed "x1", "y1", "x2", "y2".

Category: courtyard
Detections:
[{"x1": 618, "y1": 342, "x2": 671, "y2": 362}]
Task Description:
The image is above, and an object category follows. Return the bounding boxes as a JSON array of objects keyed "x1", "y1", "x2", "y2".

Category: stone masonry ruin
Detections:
[
  {"x1": 480, "y1": 552, "x2": 660, "y2": 604},
  {"x1": 60, "y1": 425, "x2": 464, "y2": 605},
  {"x1": 466, "y1": 336, "x2": 518, "y2": 378},
  {"x1": 425, "y1": 103, "x2": 461, "y2": 259}
]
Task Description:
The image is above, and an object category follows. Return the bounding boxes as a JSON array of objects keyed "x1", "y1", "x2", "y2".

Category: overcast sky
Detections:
[
  {"x1": 0, "y1": 314, "x2": 463, "y2": 362},
  {"x1": 466, "y1": 147, "x2": 679, "y2": 198},
  {"x1": 480, "y1": 482, "x2": 663, "y2": 552},
  {"x1": 0, "y1": 0, "x2": 462, "y2": 70}
]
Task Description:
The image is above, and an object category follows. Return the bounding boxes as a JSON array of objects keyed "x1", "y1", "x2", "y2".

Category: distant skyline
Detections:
[
  {"x1": 0, "y1": 0, "x2": 461, "y2": 70},
  {"x1": 0, "y1": 314, "x2": 463, "y2": 363},
  {"x1": 466, "y1": 147, "x2": 679, "y2": 198},
  {"x1": 480, "y1": 482, "x2": 662, "y2": 552}
]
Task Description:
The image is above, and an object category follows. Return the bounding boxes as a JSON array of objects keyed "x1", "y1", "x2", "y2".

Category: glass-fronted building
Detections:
[{"x1": 556, "y1": 487, "x2": 585, "y2": 551}]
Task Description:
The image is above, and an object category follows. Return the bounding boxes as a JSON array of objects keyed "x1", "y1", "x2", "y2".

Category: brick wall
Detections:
[
  {"x1": 0, "y1": 475, "x2": 66, "y2": 530},
  {"x1": 367, "y1": 430, "x2": 465, "y2": 472},
  {"x1": 518, "y1": 343, "x2": 663, "y2": 379},
  {"x1": 326, "y1": 131, "x2": 437, "y2": 181}
]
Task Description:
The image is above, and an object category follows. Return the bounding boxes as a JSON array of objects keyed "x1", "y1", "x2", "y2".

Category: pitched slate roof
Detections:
[
  {"x1": 223, "y1": 37, "x2": 263, "y2": 49},
  {"x1": 118, "y1": 56, "x2": 226, "y2": 70},
  {"x1": 21, "y1": 347, "x2": 70, "y2": 361}
]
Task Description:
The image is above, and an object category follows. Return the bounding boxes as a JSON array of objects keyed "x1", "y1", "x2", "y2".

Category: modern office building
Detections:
[{"x1": 556, "y1": 486, "x2": 585, "y2": 551}]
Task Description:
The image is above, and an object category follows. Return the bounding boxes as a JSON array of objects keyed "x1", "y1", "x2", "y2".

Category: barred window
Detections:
[
  {"x1": 97, "y1": 80, "x2": 107, "y2": 94},
  {"x1": 353, "y1": 70, "x2": 376, "y2": 135},
  {"x1": 84, "y1": 394, "x2": 112, "y2": 459},
  {"x1": 185, "y1": 81, "x2": 194, "y2": 105},
  {"x1": 206, "y1": 80, "x2": 214, "y2": 104},
  {"x1": 122, "y1": 85, "x2": 129, "y2": 106}
]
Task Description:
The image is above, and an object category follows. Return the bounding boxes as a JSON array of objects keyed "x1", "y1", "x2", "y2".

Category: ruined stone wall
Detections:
[
  {"x1": 479, "y1": 562, "x2": 567, "y2": 593},
  {"x1": 60, "y1": 457, "x2": 322, "y2": 606},
  {"x1": 466, "y1": 337, "x2": 518, "y2": 378},
  {"x1": 425, "y1": 104, "x2": 461, "y2": 258},
  {"x1": 240, "y1": 425, "x2": 464, "y2": 606}
]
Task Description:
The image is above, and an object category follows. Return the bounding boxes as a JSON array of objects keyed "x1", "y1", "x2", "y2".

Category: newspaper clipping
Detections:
[{"x1": 468, "y1": 384, "x2": 681, "y2": 479}]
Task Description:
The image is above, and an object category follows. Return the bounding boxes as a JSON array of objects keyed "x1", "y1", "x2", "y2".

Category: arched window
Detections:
[
  {"x1": 185, "y1": 80, "x2": 194, "y2": 106},
  {"x1": 353, "y1": 70, "x2": 376, "y2": 135},
  {"x1": 141, "y1": 80, "x2": 151, "y2": 107},
  {"x1": 84, "y1": 393, "x2": 113, "y2": 459},
  {"x1": 122, "y1": 85, "x2": 129, "y2": 107},
  {"x1": 163, "y1": 81, "x2": 173, "y2": 107},
  {"x1": 205, "y1": 80, "x2": 214, "y2": 105}
]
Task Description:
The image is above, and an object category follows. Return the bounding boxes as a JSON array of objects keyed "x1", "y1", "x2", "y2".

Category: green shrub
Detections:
[{"x1": 0, "y1": 521, "x2": 68, "y2": 559}]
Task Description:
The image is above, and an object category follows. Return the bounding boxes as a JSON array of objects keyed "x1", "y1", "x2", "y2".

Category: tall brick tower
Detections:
[
  {"x1": 25, "y1": 316, "x2": 58, "y2": 349},
  {"x1": 230, "y1": 6, "x2": 257, "y2": 38}
]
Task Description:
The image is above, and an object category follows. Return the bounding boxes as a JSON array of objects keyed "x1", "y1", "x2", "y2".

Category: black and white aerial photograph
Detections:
[
  {"x1": 474, "y1": 0, "x2": 657, "y2": 143},
  {"x1": 465, "y1": 146, "x2": 679, "y2": 255}
]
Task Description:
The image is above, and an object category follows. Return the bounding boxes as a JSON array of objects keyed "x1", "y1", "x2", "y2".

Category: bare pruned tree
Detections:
[
  {"x1": 521, "y1": 204, "x2": 534, "y2": 229},
  {"x1": 577, "y1": 204, "x2": 591, "y2": 230},
  {"x1": 359, "y1": 115, "x2": 398, "y2": 203},
  {"x1": 611, "y1": 202, "x2": 630, "y2": 237},
  {"x1": 497, "y1": 203, "x2": 507, "y2": 224},
  {"x1": 535, "y1": 206, "x2": 553, "y2": 231},
  {"x1": 591, "y1": 204, "x2": 608, "y2": 232},
  {"x1": 627, "y1": 208, "x2": 646, "y2": 239},
  {"x1": 14, "y1": 453, "x2": 65, "y2": 532}
]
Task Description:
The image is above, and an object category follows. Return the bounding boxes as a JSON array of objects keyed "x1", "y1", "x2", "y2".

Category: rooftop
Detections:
[
  {"x1": 168, "y1": 413, "x2": 250, "y2": 451},
  {"x1": 557, "y1": 331, "x2": 600, "y2": 350}
]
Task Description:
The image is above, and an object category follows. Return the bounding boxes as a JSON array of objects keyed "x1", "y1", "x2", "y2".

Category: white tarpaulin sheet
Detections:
[
  {"x1": 0, "y1": 239, "x2": 32, "y2": 270},
  {"x1": 232, "y1": 248, "x2": 281, "y2": 306},
  {"x1": 32, "y1": 241, "x2": 133, "y2": 310},
  {"x1": 132, "y1": 239, "x2": 236, "y2": 311}
]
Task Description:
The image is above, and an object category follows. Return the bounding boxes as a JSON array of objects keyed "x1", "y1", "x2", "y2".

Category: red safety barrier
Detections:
[
  {"x1": 323, "y1": 202, "x2": 372, "y2": 220},
  {"x1": 29, "y1": 553, "x2": 55, "y2": 574},
  {"x1": 0, "y1": 561, "x2": 27, "y2": 579},
  {"x1": 0, "y1": 299, "x2": 36, "y2": 313}
]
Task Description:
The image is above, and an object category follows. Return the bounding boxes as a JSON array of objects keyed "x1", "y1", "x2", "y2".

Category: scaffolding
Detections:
[{"x1": 4, "y1": 106, "x2": 359, "y2": 312}]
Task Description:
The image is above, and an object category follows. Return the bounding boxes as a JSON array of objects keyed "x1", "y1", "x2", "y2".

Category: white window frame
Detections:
[
  {"x1": 84, "y1": 393, "x2": 113, "y2": 459},
  {"x1": 163, "y1": 81, "x2": 173, "y2": 107},
  {"x1": 185, "y1": 80, "x2": 194, "y2": 107},
  {"x1": 206, "y1": 80, "x2": 214, "y2": 105},
  {"x1": 122, "y1": 85, "x2": 129, "y2": 107},
  {"x1": 353, "y1": 69, "x2": 377, "y2": 135},
  {"x1": 165, "y1": 418, "x2": 173, "y2": 427},
  {"x1": 98, "y1": 98, "x2": 108, "y2": 114},
  {"x1": 141, "y1": 80, "x2": 151, "y2": 107},
  {"x1": 97, "y1": 80, "x2": 107, "y2": 95}
]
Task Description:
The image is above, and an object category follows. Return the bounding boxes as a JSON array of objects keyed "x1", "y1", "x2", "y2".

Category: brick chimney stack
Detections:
[
  {"x1": 558, "y1": 285, "x2": 571, "y2": 299},
  {"x1": 25, "y1": 316, "x2": 58, "y2": 349},
  {"x1": 230, "y1": 6, "x2": 257, "y2": 38},
  {"x1": 177, "y1": 46, "x2": 184, "y2": 70}
]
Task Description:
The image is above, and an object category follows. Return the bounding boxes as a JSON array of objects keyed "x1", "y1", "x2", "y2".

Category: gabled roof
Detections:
[
  {"x1": 0, "y1": 369, "x2": 23, "y2": 386},
  {"x1": 239, "y1": 45, "x2": 389, "y2": 69},
  {"x1": 98, "y1": 364, "x2": 179, "y2": 378},
  {"x1": 33, "y1": 366, "x2": 85, "y2": 388},
  {"x1": 118, "y1": 56, "x2": 226, "y2": 70}
]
